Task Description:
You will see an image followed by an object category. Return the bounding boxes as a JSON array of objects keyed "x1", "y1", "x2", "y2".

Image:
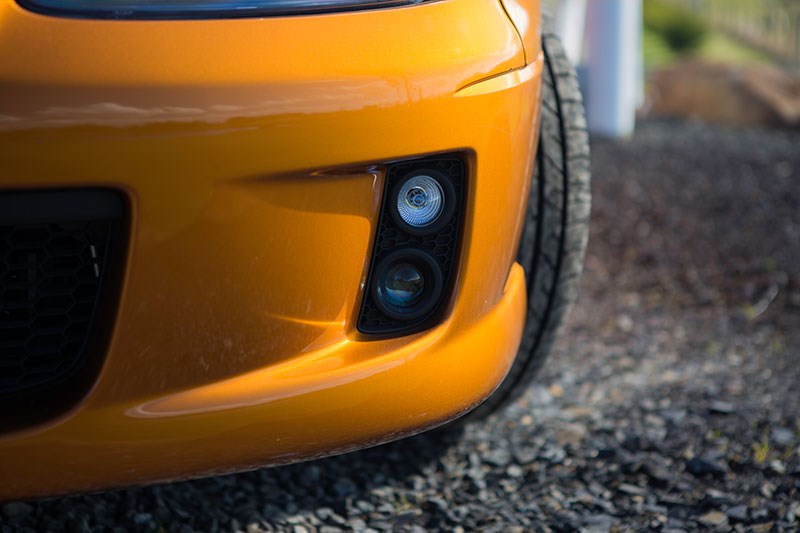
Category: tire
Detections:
[{"x1": 466, "y1": 23, "x2": 591, "y2": 420}]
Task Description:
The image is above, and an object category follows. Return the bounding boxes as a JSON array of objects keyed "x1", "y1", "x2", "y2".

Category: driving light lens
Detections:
[
  {"x1": 371, "y1": 248, "x2": 443, "y2": 321},
  {"x1": 381, "y1": 263, "x2": 425, "y2": 307},
  {"x1": 396, "y1": 175, "x2": 444, "y2": 228}
]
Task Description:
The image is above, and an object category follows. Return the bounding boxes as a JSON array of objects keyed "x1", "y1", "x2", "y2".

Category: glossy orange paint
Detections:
[
  {"x1": 0, "y1": 0, "x2": 542, "y2": 499},
  {"x1": 501, "y1": 0, "x2": 542, "y2": 65}
]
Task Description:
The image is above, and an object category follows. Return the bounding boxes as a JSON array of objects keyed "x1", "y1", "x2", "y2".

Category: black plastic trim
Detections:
[
  {"x1": 0, "y1": 189, "x2": 124, "y2": 225},
  {"x1": 357, "y1": 154, "x2": 466, "y2": 336},
  {"x1": 0, "y1": 188, "x2": 129, "y2": 432}
]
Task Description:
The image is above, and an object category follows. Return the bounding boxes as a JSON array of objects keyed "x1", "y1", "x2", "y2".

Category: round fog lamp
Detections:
[
  {"x1": 372, "y1": 249, "x2": 444, "y2": 321},
  {"x1": 381, "y1": 263, "x2": 425, "y2": 307},
  {"x1": 396, "y1": 175, "x2": 444, "y2": 228}
]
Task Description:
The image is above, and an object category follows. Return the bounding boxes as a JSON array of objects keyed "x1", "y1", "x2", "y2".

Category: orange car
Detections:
[{"x1": 0, "y1": 0, "x2": 589, "y2": 500}]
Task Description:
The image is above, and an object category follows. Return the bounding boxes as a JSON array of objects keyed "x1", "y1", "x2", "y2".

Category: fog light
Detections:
[
  {"x1": 396, "y1": 174, "x2": 444, "y2": 228},
  {"x1": 373, "y1": 249, "x2": 443, "y2": 321},
  {"x1": 381, "y1": 262, "x2": 425, "y2": 307}
]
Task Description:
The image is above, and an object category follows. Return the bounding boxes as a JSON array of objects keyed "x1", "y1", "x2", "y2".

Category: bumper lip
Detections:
[
  {"x1": 131, "y1": 263, "x2": 524, "y2": 421},
  {"x1": 0, "y1": 263, "x2": 526, "y2": 501}
]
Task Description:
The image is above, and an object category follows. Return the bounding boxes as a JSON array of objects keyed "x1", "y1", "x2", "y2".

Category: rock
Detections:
[
  {"x1": 725, "y1": 505, "x2": 748, "y2": 522},
  {"x1": 348, "y1": 518, "x2": 367, "y2": 531},
  {"x1": 499, "y1": 479, "x2": 518, "y2": 493},
  {"x1": 704, "y1": 489, "x2": 734, "y2": 505},
  {"x1": 555, "y1": 422, "x2": 587, "y2": 446},
  {"x1": 316, "y1": 507, "x2": 334, "y2": 521},
  {"x1": 617, "y1": 313, "x2": 634, "y2": 332},
  {"x1": 644, "y1": 504, "x2": 667, "y2": 515},
  {"x1": 583, "y1": 513, "x2": 617, "y2": 532},
  {"x1": 538, "y1": 443, "x2": 566, "y2": 464},
  {"x1": 356, "y1": 500, "x2": 374, "y2": 513},
  {"x1": 505, "y1": 465, "x2": 524, "y2": 478},
  {"x1": 593, "y1": 448, "x2": 616, "y2": 460},
  {"x1": 621, "y1": 434, "x2": 643, "y2": 452},
  {"x1": 751, "y1": 508, "x2": 771, "y2": 523},
  {"x1": 642, "y1": 462, "x2": 672, "y2": 488},
  {"x1": 618, "y1": 483, "x2": 646, "y2": 496},
  {"x1": 618, "y1": 450, "x2": 644, "y2": 474},
  {"x1": 132, "y1": 512, "x2": 152, "y2": 525},
  {"x1": 768, "y1": 460, "x2": 786, "y2": 475},
  {"x1": 512, "y1": 446, "x2": 538, "y2": 465},
  {"x1": 708, "y1": 401, "x2": 735, "y2": 414},
  {"x1": 286, "y1": 515, "x2": 306, "y2": 525},
  {"x1": 329, "y1": 512, "x2": 348, "y2": 526},
  {"x1": 333, "y1": 478, "x2": 357, "y2": 498},
  {"x1": 562, "y1": 406, "x2": 596, "y2": 420},
  {"x1": 785, "y1": 502, "x2": 799, "y2": 524},
  {"x1": 771, "y1": 426, "x2": 795, "y2": 447},
  {"x1": 394, "y1": 510, "x2": 419, "y2": 526},
  {"x1": 425, "y1": 497, "x2": 448, "y2": 513},
  {"x1": 376, "y1": 503, "x2": 394, "y2": 515},
  {"x1": 686, "y1": 457, "x2": 727, "y2": 478},
  {"x1": 548, "y1": 383, "x2": 564, "y2": 398},
  {"x1": 698, "y1": 511, "x2": 728, "y2": 527},
  {"x1": 300, "y1": 464, "x2": 321, "y2": 485},
  {"x1": 2, "y1": 502, "x2": 33, "y2": 520},
  {"x1": 483, "y1": 448, "x2": 511, "y2": 467}
]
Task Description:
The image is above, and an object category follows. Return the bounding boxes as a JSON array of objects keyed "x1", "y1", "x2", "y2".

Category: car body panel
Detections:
[{"x1": 0, "y1": 0, "x2": 542, "y2": 499}]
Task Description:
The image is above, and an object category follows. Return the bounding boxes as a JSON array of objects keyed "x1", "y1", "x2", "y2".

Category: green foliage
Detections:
[
  {"x1": 752, "y1": 431, "x2": 772, "y2": 464},
  {"x1": 644, "y1": 0, "x2": 708, "y2": 54}
]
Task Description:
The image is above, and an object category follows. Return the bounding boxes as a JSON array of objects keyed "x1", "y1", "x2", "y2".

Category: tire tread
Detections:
[{"x1": 466, "y1": 18, "x2": 591, "y2": 418}]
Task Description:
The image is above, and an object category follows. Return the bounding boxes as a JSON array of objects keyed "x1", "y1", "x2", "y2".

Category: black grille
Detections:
[
  {"x1": 358, "y1": 156, "x2": 465, "y2": 334},
  {"x1": 0, "y1": 189, "x2": 126, "y2": 426}
]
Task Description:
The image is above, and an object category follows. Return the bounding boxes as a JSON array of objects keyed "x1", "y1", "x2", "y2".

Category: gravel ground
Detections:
[{"x1": 2, "y1": 119, "x2": 799, "y2": 532}]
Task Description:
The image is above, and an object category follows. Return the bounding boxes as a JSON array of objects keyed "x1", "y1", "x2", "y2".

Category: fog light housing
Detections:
[
  {"x1": 373, "y1": 249, "x2": 443, "y2": 321},
  {"x1": 358, "y1": 155, "x2": 465, "y2": 335},
  {"x1": 391, "y1": 170, "x2": 455, "y2": 234}
]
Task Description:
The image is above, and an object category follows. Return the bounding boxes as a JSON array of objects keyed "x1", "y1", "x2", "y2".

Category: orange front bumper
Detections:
[{"x1": 0, "y1": 0, "x2": 542, "y2": 499}]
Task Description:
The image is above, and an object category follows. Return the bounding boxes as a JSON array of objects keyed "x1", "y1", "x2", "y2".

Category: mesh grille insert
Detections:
[{"x1": 0, "y1": 189, "x2": 126, "y2": 428}]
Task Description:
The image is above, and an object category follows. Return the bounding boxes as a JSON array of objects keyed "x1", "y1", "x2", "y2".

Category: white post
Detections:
[
  {"x1": 555, "y1": 0, "x2": 588, "y2": 65},
  {"x1": 583, "y1": 0, "x2": 642, "y2": 137}
]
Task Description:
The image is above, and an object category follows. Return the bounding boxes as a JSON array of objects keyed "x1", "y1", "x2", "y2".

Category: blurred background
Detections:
[{"x1": 545, "y1": 0, "x2": 800, "y2": 135}]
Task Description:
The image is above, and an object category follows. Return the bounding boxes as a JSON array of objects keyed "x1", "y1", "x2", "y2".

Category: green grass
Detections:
[
  {"x1": 644, "y1": 26, "x2": 774, "y2": 71},
  {"x1": 643, "y1": 27, "x2": 678, "y2": 70},
  {"x1": 699, "y1": 31, "x2": 774, "y2": 65}
]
